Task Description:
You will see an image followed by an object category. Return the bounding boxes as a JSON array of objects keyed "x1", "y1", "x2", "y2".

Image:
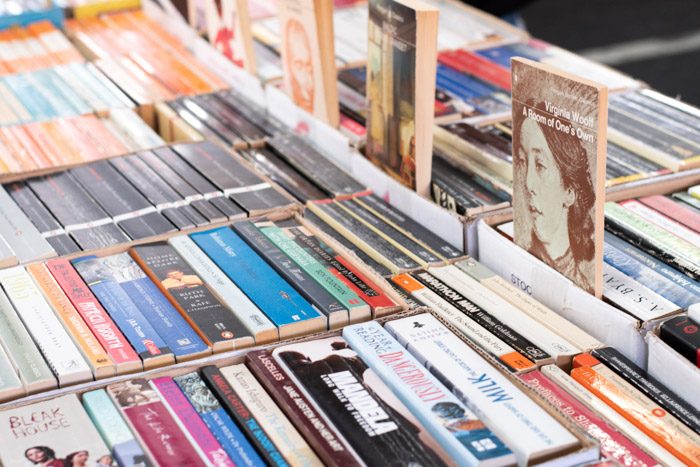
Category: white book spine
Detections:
[
  {"x1": 168, "y1": 235, "x2": 277, "y2": 343},
  {"x1": 430, "y1": 265, "x2": 580, "y2": 360},
  {"x1": 0, "y1": 267, "x2": 91, "y2": 386},
  {"x1": 622, "y1": 200, "x2": 700, "y2": 248},
  {"x1": 602, "y1": 263, "x2": 678, "y2": 321},
  {"x1": 0, "y1": 186, "x2": 55, "y2": 263},
  {"x1": 343, "y1": 321, "x2": 515, "y2": 467},
  {"x1": 385, "y1": 313, "x2": 578, "y2": 464}
]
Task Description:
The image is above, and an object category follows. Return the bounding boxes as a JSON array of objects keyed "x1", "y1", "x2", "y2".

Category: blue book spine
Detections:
[
  {"x1": 604, "y1": 242, "x2": 700, "y2": 309},
  {"x1": 191, "y1": 227, "x2": 321, "y2": 327},
  {"x1": 343, "y1": 321, "x2": 514, "y2": 467},
  {"x1": 2, "y1": 74, "x2": 56, "y2": 122},
  {"x1": 28, "y1": 70, "x2": 78, "y2": 118},
  {"x1": 174, "y1": 372, "x2": 265, "y2": 467},
  {"x1": 72, "y1": 257, "x2": 171, "y2": 360},
  {"x1": 605, "y1": 232, "x2": 700, "y2": 298},
  {"x1": 120, "y1": 275, "x2": 209, "y2": 359},
  {"x1": 35, "y1": 69, "x2": 92, "y2": 116}
]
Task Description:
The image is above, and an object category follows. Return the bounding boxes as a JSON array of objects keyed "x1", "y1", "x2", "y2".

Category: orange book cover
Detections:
[
  {"x1": 13, "y1": 27, "x2": 54, "y2": 70},
  {"x1": 54, "y1": 117, "x2": 98, "y2": 163},
  {"x1": 27, "y1": 263, "x2": 117, "y2": 379},
  {"x1": 117, "y1": 55, "x2": 176, "y2": 101},
  {"x1": 23, "y1": 122, "x2": 66, "y2": 167},
  {"x1": 572, "y1": 365, "x2": 700, "y2": 466},
  {"x1": 0, "y1": 138, "x2": 13, "y2": 175},
  {"x1": 27, "y1": 20, "x2": 84, "y2": 65},
  {"x1": 127, "y1": 51, "x2": 191, "y2": 96},
  {"x1": 40, "y1": 120, "x2": 83, "y2": 165},
  {"x1": 73, "y1": 115, "x2": 129, "y2": 159},
  {"x1": 0, "y1": 130, "x2": 25, "y2": 173},
  {"x1": 2, "y1": 126, "x2": 46, "y2": 170}
]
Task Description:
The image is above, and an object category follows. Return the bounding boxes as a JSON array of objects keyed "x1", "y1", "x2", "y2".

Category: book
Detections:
[
  {"x1": 0, "y1": 185, "x2": 55, "y2": 263},
  {"x1": 107, "y1": 379, "x2": 205, "y2": 466},
  {"x1": 82, "y1": 389, "x2": 149, "y2": 467},
  {"x1": 218, "y1": 363, "x2": 323, "y2": 466},
  {"x1": 639, "y1": 194, "x2": 700, "y2": 234},
  {"x1": 174, "y1": 371, "x2": 266, "y2": 467},
  {"x1": 620, "y1": 199, "x2": 700, "y2": 248},
  {"x1": 0, "y1": 394, "x2": 111, "y2": 467},
  {"x1": 365, "y1": 0, "x2": 438, "y2": 195},
  {"x1": 151, "y1": 377, "x2": 234, "y2": 466},
  {"x1": 130, "y1": 243, "x2": 255, "y2": 352},
  {"x1": 272, "y1": 336, "x2": 446, "y2": 466},
  {"x1": 201, "y1": 365, "x2": 290, "y2": 466},
  {"x1": 660, "y1": 316, "x2": 700, "y2": 368},
  {"x1": 245, "y1": 349, "x2": 362, "y2": 466},
  {"x1": 511, "y1": 58, "x2": 607, "y2": 296},
  {"x1": 278, "y1": 0, "x2": 339, "y2": 126},
  {"x1": 0, "y1": 287, "x2": 55, "y2": 394},
  {"x1": 0, "y1": 266, "x2": 92, "y2": 386},
  {"x1": 46, "y1": 258, "x2": 142, "y2": 375},
  {"x1": 73, "y1": 256, "x2": 175, "y2": 370},
  {"x1": 191, "y1": 227, "x2": 326, "y2": 338},
  {"x1": 386, "y1": 313, "x2": 580, "y2": 464},
  {"x1": 0, "y1": 342, "x2": 24, "y2": 402},
  {"x1": 343, "y1": 321, "x2": 515, "y2": 466}
]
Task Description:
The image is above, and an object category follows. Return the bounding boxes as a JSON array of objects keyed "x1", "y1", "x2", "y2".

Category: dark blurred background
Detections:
[{"x1": 519, "y1": 0, "x2": 700, "y2": 105}]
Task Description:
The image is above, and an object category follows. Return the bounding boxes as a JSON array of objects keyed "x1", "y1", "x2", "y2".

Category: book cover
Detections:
[
  {"x1": 46, "y1": 258, "x2": 142, "y2": 374},
  {"x1": 0, "y1": 266, "x2": 92, "y2": 386},
  {"x1": 73, "y1": 256, "x2": 175, "y2": 370},
  {"x1": 660, "y1": 316, "x2": 700, "y2": 368},
  {"x1": 107, "y1": 379, "x2": 205, "y2": 466},
  {"x1": 0, "y1": 394, "x2": 112, "y2": 467},
  {"x1": 272, "y1": 336, "x2": 446, "y2": 466},
  {"x1": 343, "y1": 321, "x2": 515, "y2": 466},
  {"x1": 386, "y1": 313, "x2": 579, "y2": 464},
  {"x1": 365, "y1": 0, "x2": 438, "y2": 195},
  {"x1": 82, "y1": 389, "x2": 149, "y2": 467},
  {"x1": 190, "y1": 227, "x2": 325, "y2": 338},
  {"x1": 511, "y1": 58, "x2": 607, "y2": 297},
  {"x1": 278, "y1": 0, "x2": 339, "y2": 126},
  {"x1": 201, "y1": 365, "x2": 290, "y2": 466},
  {"x1": 130, "y1": 243, "x2": 254, "y2": 352},
  {"x1": 174, "y1": 371, "x2": 265, "y2": 467},
  {"x1": 151, "y1": 377, "x2": 234, "y2": 466}
]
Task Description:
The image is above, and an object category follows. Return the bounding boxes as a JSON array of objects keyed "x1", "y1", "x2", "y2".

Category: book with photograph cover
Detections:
[
  {"x1": 365, "y1": 0, "x2": 438, "y2": 195},
  {"x1": 511, "y1": 58, "x2": 607, "y2": 297},
  {"x1": 0, "y1": 394, "x2": 111, "y2": 467}
]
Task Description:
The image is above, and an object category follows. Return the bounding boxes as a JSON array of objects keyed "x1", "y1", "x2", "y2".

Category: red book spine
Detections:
[
  {"x1": 333, "y1": 255, "x2": 395, "y2": 310},
  {"x1": 521, "y1": 370, "x2": 658, "y2": 466},
  {"x1": 639, "y1": 195, "x2": 700, "y2": 233},
  {"x1": 438, "y1": 50, "x2": 511, "y2": 91},
  {"x1": 46, "y1": 258, "x2": 141, "y2": 372}
]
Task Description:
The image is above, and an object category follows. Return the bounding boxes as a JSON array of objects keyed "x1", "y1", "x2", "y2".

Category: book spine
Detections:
[
  {"x1": 106, "y1": 379, "x2": 205, "y2": 466},
  {"x1": 620, "y1": 200, "x2": 700, "y2": 248},
  {"x1": 0, "y1": 343, "x2": 24, "y2": 402},
  {"x1": 218, "y1": 364, "x2": 322, "y2": 466},
  {"x1": 639, "y1": 195, "x2": 700, "y2": 233},
  {"x1": 343, "y1": 321, "x2": 515, "y2": 466},
  {"x1": 190, "y1": 228, "x2": 323, "y2": 338},
  {"x1": 200, "y1": 366, "x2": 290, "y2": 467},
  {"x1": 591, "y1": 346, "x2": 700, "y2": 434},
  {"x1": 520, "y1": 370, "x2": 657, "y2": 466},
  {"x1": 245, "y1": 350, "x2": 362, "y2": 466},
  {"x1": 385, "y1": 313, "x2": 578, "y2": 464},
  {"x1": 81, "y1": 389, "x2": 148, "y2": 467},
  {"x1": 167, "y1": 235, "x2": 277, "y2": 344},
  {"x1": 0, "y1": 288, "x2": 55, "y2": 393},
  {"x1": 602, "y1": 263, "x2": 678, "y2": 321},
  {"x1": 660, "y1": 316, "x2": 700, "y2": 367},
  {"x1": 45, "y1": 258, "x2": 141, "y2": 373},
  {"x1": 73, "y1": 258, "x2": 174, "y2": 369},
  {"x1": 391, "y1": 273, "x2": 536, "y2": 373},
  {"x1": 151, "y1": 377, "x2": 234, "y2": 466},
  {"x1": 0, "y1": 186, "x2": 54, "y2": 263},
  {"x1": 0, "y1": 267, "x2": 91, "y2": 386},
  {"x1": 571, "y1": 364, "x2": 700, "y2": 465},
  {"x1": 174, "y1": 372, "x2": 265, "y2": 467}
]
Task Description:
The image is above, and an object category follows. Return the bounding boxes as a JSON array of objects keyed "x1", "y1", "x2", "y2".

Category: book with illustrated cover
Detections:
[
  {"x1": 0, "y1": 394, "x2": 111, "y2": 467},
  {"x1": 511, "y1": 58, "x2": 607, "y2": 297},
  {"x1": 278, "y1": 0, "x2": 339, "y2": 126},
  {"x1": 365, "y1": 0, "x2": 438, "y2": 195}
]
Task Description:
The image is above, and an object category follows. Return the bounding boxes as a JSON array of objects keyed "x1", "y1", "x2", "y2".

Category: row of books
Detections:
[
  {"x1": 0, "y1": 213, "x2": 405, "y2": 403},
  {"x1": 6, "y1": 306, "x2": 700, "y2": 466}
]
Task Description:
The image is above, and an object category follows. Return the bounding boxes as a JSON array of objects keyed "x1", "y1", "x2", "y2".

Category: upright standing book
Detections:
[
  {"x1": 511, "y1": 58, "x2": 607, "y2": 297},
  {"x1": 206, "y1": 0, "x2": 257, "y2": 72},
  {"x1": 365, "y1": 0, "x2": 439, "y2": 195}
]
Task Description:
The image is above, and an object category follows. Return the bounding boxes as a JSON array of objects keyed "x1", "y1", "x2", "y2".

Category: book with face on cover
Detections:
[
  {"x1": 365, "y1": 0, "x2": 439, "y2": 196},
  {"x1": 0, "y1": 394, "x2": 112, "y2": 467},
  {"x1": 278, "y1": 0, "x2": 339, "y2": 127},
  {"x1": 511, "y1": 58, "x2": 607, "y2": 297}
]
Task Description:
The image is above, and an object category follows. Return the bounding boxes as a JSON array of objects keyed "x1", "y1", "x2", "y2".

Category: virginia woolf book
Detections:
[
  {"x1": 511, "y1": 58, "x2": 607, "y2": 297},
  {"x1": 365, "y1": 0, "x2": 438, "y2": 195}
]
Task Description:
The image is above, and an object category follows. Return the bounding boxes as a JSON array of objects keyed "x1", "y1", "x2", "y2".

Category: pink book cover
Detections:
[
  {"x1": 521, "y1": 370, "x2": 659, "y2": 466},
  {"x1": 151, "y1": 377, "x2": 234, "y2": 467},
  {"x1": 107, "y1": 379, "x2": 206, "y2": 466},
  {"x1": 638, "y1": 195, "x2": 700, "y2": 233}
]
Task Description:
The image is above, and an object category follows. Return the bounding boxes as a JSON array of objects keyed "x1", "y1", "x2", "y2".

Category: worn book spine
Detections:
[
  {"x1": 246, "y1": 350, "x2": 362, "y2": 466},
  {"x1": 0, "y1": 266, "x2": 92, "y2": 386},
  {"x1": 46, "y1": 258, "x2": 142, "y2": 374}
]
